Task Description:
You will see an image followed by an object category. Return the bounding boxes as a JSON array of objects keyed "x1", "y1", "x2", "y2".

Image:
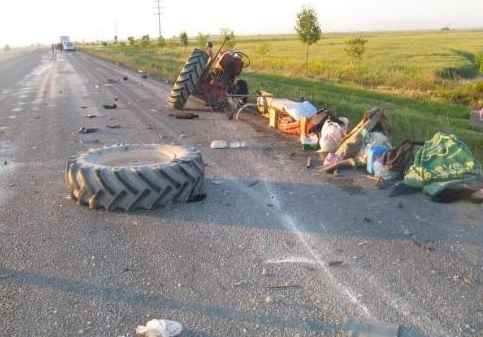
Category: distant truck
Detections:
[
  {"x1": 60, "y1": 36, "x2": 70, "y2": 45},
  {"x1": 59, "y1": 36, "x2": 75, "y2": 52}
]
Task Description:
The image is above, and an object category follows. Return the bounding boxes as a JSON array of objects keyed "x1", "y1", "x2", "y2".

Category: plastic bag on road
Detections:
[
  {"x1": 135, "y1": 319, "x2": 183, "y2": 337},
  {"x1": 211, "y1": 140, "x2": 246, "y2": 149}
]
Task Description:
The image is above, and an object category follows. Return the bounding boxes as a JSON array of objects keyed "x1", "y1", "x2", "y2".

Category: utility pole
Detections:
[
  {"x1": 114, "y1": 19, "x2": 118, "y2": 42},
  {"x1": 154, "y1": 0, "x2": 164, "y2": 38}
]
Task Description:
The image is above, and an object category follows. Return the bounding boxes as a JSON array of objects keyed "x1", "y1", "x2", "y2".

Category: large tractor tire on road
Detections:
[
  {"x1": 65, "y1": 144, "x2": 205, "y2": 211},
  {"x1": 168, "y1": 49, "x2": 208, "y2": 110}
]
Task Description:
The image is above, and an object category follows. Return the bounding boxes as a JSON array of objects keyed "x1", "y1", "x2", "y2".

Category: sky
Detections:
[{"x1": 0, "y1": 0, "x2": 482, "y2": 46}]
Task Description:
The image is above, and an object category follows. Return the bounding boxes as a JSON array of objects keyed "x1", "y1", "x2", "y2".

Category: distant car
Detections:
[{"x1": 64, "y1": 41, "x2": 76, "y2": 52}]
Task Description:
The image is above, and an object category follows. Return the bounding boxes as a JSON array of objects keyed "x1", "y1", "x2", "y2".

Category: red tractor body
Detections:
[{"x1": 168, "y1": 38, "x2": 249, "y2": 119}]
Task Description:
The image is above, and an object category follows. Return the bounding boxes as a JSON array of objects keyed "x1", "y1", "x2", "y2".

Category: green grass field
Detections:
[{"x1": 80, "y1": 30, "x2": 483, "y2": 160}]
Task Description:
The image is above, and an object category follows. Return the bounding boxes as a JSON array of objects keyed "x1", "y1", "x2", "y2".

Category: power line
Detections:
[{"x1": 154, "y1": 0, "x2": 164, "y2": 37}]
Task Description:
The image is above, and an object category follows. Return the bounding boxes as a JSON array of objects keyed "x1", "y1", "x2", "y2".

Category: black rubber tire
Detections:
[
  {"x1": 65, "y1": 144, "x2": 205, "y2": 211},
  {"x1": 168, "y1": 49, "x2": 208, "y2": 110},
  {"x1": 235, "y1": 79, "x2": 249, "y2": 104}
]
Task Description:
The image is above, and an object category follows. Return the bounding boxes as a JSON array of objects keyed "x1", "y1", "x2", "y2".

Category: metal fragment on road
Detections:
[
  {"x1": 342, "y1": 316, "x2": 400, "y2": 337},
  {"x1": 78, "y1": 127, "x2": 99, "y2": 134}
]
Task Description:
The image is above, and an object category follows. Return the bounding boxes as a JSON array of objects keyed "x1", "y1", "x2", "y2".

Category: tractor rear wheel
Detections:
[
  {"x1": 168, "y1": 49, "x2": 208, "y2": 110},
  {"x1": 65, "y1": 144, "x2": 205, "y2": 211}
]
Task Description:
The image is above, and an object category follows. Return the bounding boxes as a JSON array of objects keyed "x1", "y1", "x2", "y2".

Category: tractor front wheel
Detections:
[{"x1": 168, "y1": 49, "x2": 208, "y2": 110}]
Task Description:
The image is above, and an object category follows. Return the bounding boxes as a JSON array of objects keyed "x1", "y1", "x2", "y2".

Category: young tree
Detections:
[
  {"x1": 179, "y1": 31, "x2": 188, "y2": 49},
  {"x1": 295, "y1": 6, "x2": 322, "y2": 77},
  {"x1": 140, "y1": 35, "x2": 150, "y2": 48},
  {"x1": 345, "y1": 37, "x2": 368, "y2": 62},
  {"x1": 196, "y1": 32, "x2": 210, "y2": 48},
  {"x1": 255, "y1": 41, "x2": 272, "y2": 67},
  {"x1": 127, "y1": 36, "x2": 135, "y2": 45},
  {"x1": 219, "y1": 28, "x2": 236, "y2": 48}
]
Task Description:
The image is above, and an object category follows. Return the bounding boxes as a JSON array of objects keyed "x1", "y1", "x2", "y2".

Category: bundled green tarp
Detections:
[{"x1": 404, "y1": 132, "x2": 482, "y2": 196}]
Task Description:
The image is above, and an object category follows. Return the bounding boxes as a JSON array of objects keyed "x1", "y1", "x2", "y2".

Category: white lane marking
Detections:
[{"x1": 265, "y1": 186, "x2": 373, "y2": 317}]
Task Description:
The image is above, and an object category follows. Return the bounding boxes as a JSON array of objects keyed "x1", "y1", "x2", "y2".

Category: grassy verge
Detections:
[{"x1": 80, "y1": 46, "x2": 483, "y2": 161}]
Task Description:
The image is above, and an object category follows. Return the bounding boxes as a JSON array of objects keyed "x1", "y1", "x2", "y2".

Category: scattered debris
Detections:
[
  {"x1": 398, "y1": 202, "x2": 404, "y2": 209},
  {"x1": 363, "y1": 217, "x2": 372, "y2": 223},
  {"x1": 413, "y1": 240, "x2": 435, "y2": 252},
  {"x1": 135, "y1": 319, "x2": 183, "y2": 337},
  {"x1": 306, "y1": 156, "x2": 312, "y2": 169},
  {"x1": 33, "y1": 116, "x2": 41, "y2": 119},
  {"x1": 328, "y1": 261, "x2": 343, "y2": 267},
  {"x1": 210, "y1": 140, "x2": 246, "y2": 149},
  {"x1": 211, "y1": 180, "x2": 223, "y2": 185},
  {"x1": 95, "y1": 84, "x2": 100, "y2": 89},
  {"x1": 179, "y1": 134, "x2": 187, "y2": 138},
  {"x1": 138, "y1": 69, "x2": 144, "y2": 73},
  {"x1": 211, "y1": 140, "x2": 228, "y2": 149},
  {"x1": 169, "y1": 112, "x2": 199, "y2": 119},
  {"x1": 80, "y1": 106, "x2": 88, "y2": 109},
  {"x1": 248, "y1": 180, "x2": 260, "y2": 188},
  {"x1": 265, "y1": 296, "x2": 274, "y2": 304},
  {"x1": 114, "y1": 98, "x2": 118, "y2": 101},
  {"x1": 78, "y1": 127, "x2": 99, "y2": 134},
  {"x1": 266, "y1": 284, "x2": 301, "y2": 289},
  {"x1": 141, "y1": 75, "x2": 148, "y2": 79},
  {"x1": 187, "y1": 193, "x2": 207, "y2": 203},
  {"x1": 122, "y1": 76, "x2": 129, "y2": 81},
  {"x1": 3, "y1": 160, "x2": 7, "y2": 165},
  {"x1": 106, "y1": 124, "x2": 121, "y2": 129},
  {"x1": 108, "y1": 117, "x2": 116, "y2": 121},
  {"x1": 86, "y1": 114, "x2": 97, "y2": 118},
  {"x1": 234, "y1": 280, "x2": 247, "y2": 287},
  {"x1": 267, "y1": 203, "x2": 274, "y2": 207},
  {"x1": 102, "y1": 103, "x2": 117, "y2": 109},
  {"x1": 403, "y1": 229, "x2": 412, "y2": 236},
  {"x1": 150, "y1": 109, "x2": 159, "y2": 113},
  {"x1": 80, "y1": 139, "x2": 99, "y2": 144},
  {"x1": 107, "y1": 78, "x2": 118, "y2": 84}
]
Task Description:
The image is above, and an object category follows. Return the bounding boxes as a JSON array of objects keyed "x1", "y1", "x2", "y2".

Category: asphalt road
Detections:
[{"x1": 0, "y1": 50, "x2": 482, "y2": 337}]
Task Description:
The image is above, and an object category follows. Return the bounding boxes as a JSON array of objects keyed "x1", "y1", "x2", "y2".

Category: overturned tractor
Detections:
[{"x1": 168, "y1": 38, "x2": 249, "y2": 119}]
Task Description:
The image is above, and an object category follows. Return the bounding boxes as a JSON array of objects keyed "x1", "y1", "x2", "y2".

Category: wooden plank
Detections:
[
  {"x1": 300, "y1": 116, "x2": 308, "y2": 136},
  {"x1": 269, "y1": 107, "x2": 278, "y2": 128}
]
